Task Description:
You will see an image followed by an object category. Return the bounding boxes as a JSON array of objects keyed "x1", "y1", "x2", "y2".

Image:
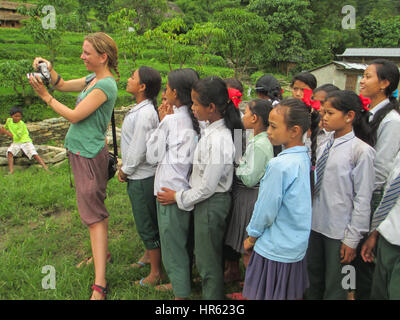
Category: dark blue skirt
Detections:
[{"x1": 243, "y1": 251, "x2": 309, "y2": 300}]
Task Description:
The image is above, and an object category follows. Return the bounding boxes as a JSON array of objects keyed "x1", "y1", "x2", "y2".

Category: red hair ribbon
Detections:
[
  {"x1": 302, "y1": 88, "x2": 321, "y2": 111},
  {"x1": 228, "y1": 88, "x2": 242, "y2": 109},
  {"x1": 359, "y1": 94, "x2": 371, "y2": 112}
]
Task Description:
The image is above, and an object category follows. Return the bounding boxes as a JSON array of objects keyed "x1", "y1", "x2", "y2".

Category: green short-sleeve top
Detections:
[
  {"x1": 5, "y1": 118, "x2": 32, "y2": 144},
  {"x1": 64, "y1": 74, "x2": 117, "y2": 158}
]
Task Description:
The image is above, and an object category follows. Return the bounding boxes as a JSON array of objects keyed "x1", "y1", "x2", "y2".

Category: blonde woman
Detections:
[{"x1": 29, "y1": 32, "x2": 119, "y2": 300}]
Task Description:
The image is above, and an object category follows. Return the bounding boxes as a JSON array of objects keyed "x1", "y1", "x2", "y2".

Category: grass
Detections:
[{"x1": 0, "y1": 163, "x2": 243, "y2": 300}]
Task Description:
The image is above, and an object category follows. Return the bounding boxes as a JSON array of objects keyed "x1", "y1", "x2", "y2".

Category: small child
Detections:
[
  {"x1": 242, "y1": 98, "x2": 314, "y2": 300},
  {"x1": 306, "y1": 90, "x2": 376, "y2": 300},
  {"x1": 1, "y1": 107, "x2": 48, "y2": 174}
]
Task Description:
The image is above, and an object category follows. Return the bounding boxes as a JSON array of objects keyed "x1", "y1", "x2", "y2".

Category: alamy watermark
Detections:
[
  {"x1": 42, "y1": 5, "x2": 56, "y2": 30},
  {"x1": 41, "y1": 265, "x2": 56, "y2": 290},
  {"x1": 341, "y1": 265, "x2": 356, "y2": 290},
  {"x1": 342, "y1": 5, "x2": 356, "y2": 30}
]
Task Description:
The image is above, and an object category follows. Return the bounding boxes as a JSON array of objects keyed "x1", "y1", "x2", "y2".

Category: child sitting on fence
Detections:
[{"x1": 0, "y1": 107, "x2": 48, "y2": 174}]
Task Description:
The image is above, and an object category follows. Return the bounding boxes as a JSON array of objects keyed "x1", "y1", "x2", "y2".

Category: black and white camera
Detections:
[{"x1": 27, "y1": 61, "x2": 51, "y2": 86}]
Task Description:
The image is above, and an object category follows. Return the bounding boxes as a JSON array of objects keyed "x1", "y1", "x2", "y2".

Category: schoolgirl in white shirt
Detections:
[
  {"x1": 118, "y1": 66, "x2": 162, "y2": 287},
  {"x1": 356, "y1": 58, "x2": 400, "y2": 299},
  {"x1": 157, "y1": 76, "x2": 244, "y2": 300},
  {"x1": 306, "y1": 90, "x2": 376, "y2": 300},
  {"x1": 146, "y1": 68, "x2": 200, "y2": 299}
]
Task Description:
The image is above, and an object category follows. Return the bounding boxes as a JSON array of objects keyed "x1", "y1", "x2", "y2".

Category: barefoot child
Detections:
[{"x1": 1, "y1": 107, "x2": 48, "y2": 174}]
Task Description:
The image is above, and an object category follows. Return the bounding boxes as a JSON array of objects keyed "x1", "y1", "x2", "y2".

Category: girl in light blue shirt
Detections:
[{"x1": 243, "y1": 98, "x2": 316, "y2": 300}]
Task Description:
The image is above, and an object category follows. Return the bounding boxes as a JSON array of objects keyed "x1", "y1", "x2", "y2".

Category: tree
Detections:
[
  {"x1": 108, "y1": 8, "x2": 145, "y2": 66},
  {"x1": 186, "y1": 22, "x2": 226, "y2": 70},
  {"x1": 248, "y1": 0, "x2": 314, "y2": 69},
  {"x1": 113, "y1": 0, "x2": 168, "y2": 34},
  {"x1": 144, "y1": 18, "x2": 195, "y2": 71},
  {"x1": 0, "y1": 60, "x2": 35, "y2": 103},
  {"x1": 213, "y1": 8, "x2": 281, "y2": 78},
  {"x1": 359, "y1": 15, "x2": 400, "y2": 47},
  {"x1": 18, "y1": 1, "x2": 67, "y2": 65}
]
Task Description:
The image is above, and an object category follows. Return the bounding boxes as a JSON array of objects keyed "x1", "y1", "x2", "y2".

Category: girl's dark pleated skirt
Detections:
[
  {"x1": 224, "y1": 178, "x2": 259, "y2": 254},
  {"x1": 243, "y1": 251, "x2": 309, "y2": 300}
]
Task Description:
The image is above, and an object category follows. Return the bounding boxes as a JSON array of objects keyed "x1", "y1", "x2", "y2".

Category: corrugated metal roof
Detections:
[
  {"x1": 338, "y1": 48, "x2": 400, "y2": 57},
  {"x1": 308, "y1": 61, "x2": 368, "y2": 72},
  {"x1": 333, "y1": 61, "x2": 368, "y2": 70}
]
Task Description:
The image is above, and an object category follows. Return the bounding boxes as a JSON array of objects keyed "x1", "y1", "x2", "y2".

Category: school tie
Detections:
[
  {"x1": 370, "y1": 173, "x2": 400, "y2": 231},
  {"x1": 314, "y1": 138, "x2": 334, "y2": 197}
]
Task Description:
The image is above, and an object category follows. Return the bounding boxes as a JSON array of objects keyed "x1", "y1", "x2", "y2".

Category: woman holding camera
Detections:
[{"x1": 29, "y1": 32, "x2": 119, "y2": 300}]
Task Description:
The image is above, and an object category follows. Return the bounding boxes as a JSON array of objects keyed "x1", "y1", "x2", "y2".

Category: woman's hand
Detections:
[
  {"x1": 361, "y1": 231, "x2": 378, "y2": 263},
  {"x1": 157, "y1": 187, "x2": 177, "y2": 205},
  {"x1": 29, "y1": 75, "x2": 50, "y2": 101},
  {"x1": 340, "y1": 243, "x2": 357, "y2": 264},
  {"x1": 33, "y1": 56, "x2": 52, "y2": 72}
]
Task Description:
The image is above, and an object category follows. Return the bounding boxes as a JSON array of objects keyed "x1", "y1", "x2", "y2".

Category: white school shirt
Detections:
[
  {"x1": 377, "y1": 151, "x2": 400, "y2": 246},
  {"x1": 312, "y1": 131, "x2": 376, "y2": 249},
  {"x1": 175, "y1": 118, "x2": 235, "y2": 211},
  {"x1": 369, "y1": 98, "x2": 400, "y2": 190},
  {"x1": 146, "y1": 105, "x2": 198, "y2": 197},
  {"x1": 304, "y1": 129, "x2": 333, "y2": 158},
  {"x1": 120, "y1": 100, "x2": 159, "y2": 180}
]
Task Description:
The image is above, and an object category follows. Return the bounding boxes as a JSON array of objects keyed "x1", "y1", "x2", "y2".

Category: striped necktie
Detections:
[
  {"x1": 314, "y1": 138, "x2": 334, "y2": 197},
  {"x1": 370, "y1": 174, "x2": 400, "y2": 231}
]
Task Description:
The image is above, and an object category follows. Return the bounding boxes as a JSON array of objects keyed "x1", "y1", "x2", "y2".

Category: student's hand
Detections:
[
  {"x1": 361, "y1": 231, "x2": 378, "y2": 263},
  {"x1": 118, "y1": 168, "x2": 128, "y2": 183},
  {"x1": 243, "y1": 237, "x2": 256, "y2": 252},
  {"x1": 340, "y1": 243, "x2": 357, "y2": 264},
  {"x1": 158, "y1": 104, "x2": 167, "y2": 121},
  {"x1": 157, "y1": 187, "x2": 177, "y2": 205}
]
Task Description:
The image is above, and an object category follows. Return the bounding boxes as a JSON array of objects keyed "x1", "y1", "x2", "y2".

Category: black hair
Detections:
[
  {"x1": 360, "y1": 59, "x2": 400, "y2": 146},
  {"x1": 290, "y1": 72, "x2": 317, "y2": 90},
  {"x1": 192, "y1": 76, "x2": 244, "y2": 137},
  {"x1": 10, "y1": 107, "x2": 23, "y2": 116},
  {"x1": 224, "y1": 78, "x2": 244, "y2": 94},
  {"x1": 325, "y1": 90, "x2": 370, "y2": 144},
  {"x1": 255, "y1": 75, "x2": 283, "y2": 102},
  {"x1": 276, "y1": 98, "x2": 318, "y2": 196},
  {"x1": 313, "y1": 84, "x2": 340, "y2": 96},
  {"x1": 167, "y1": 68, "x2": 200, "y2": 135},
  {"x1": 137, "y1": 66, "x2": 162, "y2": 113},
  {"x1": 247, "y1": 99, "x2": 273, "y2": 128}
]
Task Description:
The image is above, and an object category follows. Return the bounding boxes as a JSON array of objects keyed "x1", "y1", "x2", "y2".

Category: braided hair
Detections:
[{"x1": 137, "y1": 66, "x2": 162, "y2": 114}]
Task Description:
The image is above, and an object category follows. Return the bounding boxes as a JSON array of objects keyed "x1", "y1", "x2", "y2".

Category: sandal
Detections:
[
  {"x1": 155, "y1": 283, "x2": 173, "y2": 292},
  {"x1": 226, "y1": 292, "x2": 247, "y2": 300},
  {"x1": 76, "y1": 252, "x2": 112, "y2": 269},
  {"x1": 91, "y1": 284, "x2": 109, "y2": 300}
]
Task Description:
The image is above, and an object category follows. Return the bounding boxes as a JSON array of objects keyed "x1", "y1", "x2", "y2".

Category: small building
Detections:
[
  {"x1": 0, "y1": 1, "x2": 34, "y2": 28},
  {"x1": 337, "y1": 48, "x2": 400, "y2": 66},
  {"x1": 309, "y1": 61, "x2": 368, "y2": 93}
]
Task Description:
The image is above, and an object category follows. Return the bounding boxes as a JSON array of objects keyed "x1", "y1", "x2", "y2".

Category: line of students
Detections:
[{"x1": 118, "y1": 59, "x2": 400, "y2": 300}]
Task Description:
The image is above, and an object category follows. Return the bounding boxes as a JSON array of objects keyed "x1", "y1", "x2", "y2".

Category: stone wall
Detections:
[{"x1": 0, "y1": 106, "x2": 131, "y2": 148}]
